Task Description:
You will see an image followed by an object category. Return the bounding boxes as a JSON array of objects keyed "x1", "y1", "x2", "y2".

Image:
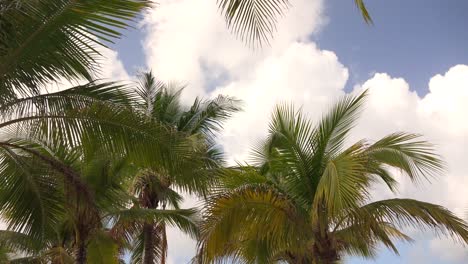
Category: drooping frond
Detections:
[
  {"x1": 109, "y1": 208, "x2": 199, "y2": 238},
  {"x1": 344, "y1": 199, "x2": 468, "y2": 244},
  {"x1": 217, "y1": 0, "x2": 373, "y2": 47},
  {"x1": 0, "y1": 141, "x2": 65, "y2": 241},
  {"x1": 365, "y1": 132, "x2": 445, "y2": 184},
  {"x1": 198, "y1": 184, "x2": 307, "y2": 263},
  {"x1": 0, "y1": 230, "x2": 44, "y2": 255},
  {"x1": 0, "y1": 0, "x2": 150, "y2": 98},
  {"x1": 355, "y1": 0, "x2": 373, "y2": 24},
  {"x1": 217, "y1": 0, "x2": 290, "y2": 47},
  {"x1": 334, "y1": 221, "x2": 413, "y2": 257}
]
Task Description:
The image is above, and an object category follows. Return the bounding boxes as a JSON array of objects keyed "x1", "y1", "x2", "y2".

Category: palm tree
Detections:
[
  {"x1": 112, "y1": 71, "x2": 241, "y2": 264},
  {"x1": 196, "y1": 91, "x2": 468, "y2": 263},
  {"x1": 0, "y1": 77, "x2": 221, "y2": 263},
  {"x1": 0, "y1": 141, "x2": 200, "y2": 263},
  {"x1": 0, "y1": 0, "x2": 150, "y2": 99}
]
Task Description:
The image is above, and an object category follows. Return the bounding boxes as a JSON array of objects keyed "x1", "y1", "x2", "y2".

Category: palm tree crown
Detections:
[
  {"x1": 112, "y1": 71, "x2": 241, "y2": 264},
  {"x1": 197, "y1": 91, "x2": 468, "y2": 263}
]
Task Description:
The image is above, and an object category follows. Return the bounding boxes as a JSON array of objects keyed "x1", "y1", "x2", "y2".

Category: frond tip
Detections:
[
  {"x1": 355, "y1": 0, "x2": 373, "y2": 24},
  {"x1": 217, "y1": 0, "x2": 291, "y2": 47}
]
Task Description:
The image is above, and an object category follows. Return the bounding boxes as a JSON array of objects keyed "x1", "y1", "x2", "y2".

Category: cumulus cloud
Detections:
[
  {"x1": 353, "y1": 66, "x2": 468, "y2": 263},
  {"x1": 214, "y1": 42, "x2": 348, "y2": 162},
  {"x1": 141, "y1": 0, "x2": 468, "y2": 263},
  {"x1": 142, "y1": 0, "x2": 324, "y2": 103}
]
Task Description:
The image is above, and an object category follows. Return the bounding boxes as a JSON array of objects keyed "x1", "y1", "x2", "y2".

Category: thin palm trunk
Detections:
[
  {"x1": 142, "y1": 223, "x2": 155, "y2": 264},
  {"x1": 76, "y1": 239, "x2": 87, "y2": 264},
  {"x1": 142, "y1": 183, "x2": 160, "y2": 264}
]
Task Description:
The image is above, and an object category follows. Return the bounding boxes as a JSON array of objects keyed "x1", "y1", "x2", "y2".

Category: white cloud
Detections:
[
  {"x1": 141, "y1": 0, "x2": 468, "y2": 263},
  {"x1": 96, "y1": 47, "x2": 130, "y2": 81},
  {"x1": 214, "y1": 42, "x2": 348, "y2": 163},
  {"x1": 142, "y1": 0, "x2": 325, "y2": 103}
]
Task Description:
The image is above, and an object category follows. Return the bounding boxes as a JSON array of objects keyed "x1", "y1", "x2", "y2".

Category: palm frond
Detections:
[
  {"x1": 0, "y1": 0, "x2": 150, "y2": 97},
  {"x1": 198, "y1": 184, "x2": 307, "y2": 263},
  {"x1": 135, "y1": 71, "x2": 184, "y2": 122},
  {"x1": 313, "y1": 141, "x2": 371, "y2": 216},
  {"x1": 262, "y1": 104, "x2": 317, "y2": 208},
  {"x1": 0, "y1": 230, "x2": 44, "y2": 255},
  {"x1": 355, "y1": 0, "x2": 373, "y2": 24},
  {"x1": 0, "y1": 141, "x2": 65, "y2": 241},
  {"x1": 346, "y1": 199, "x2": 468, "y2": 244},
  {"x1": 365, "y1": 132, "x2": 445, "y2": 184},
  {"x1": 87, "y1": 230, "x2": 120, "y2": 264},
  {"x1": 217, "y1": 0, "x2": 290, "y2": 47},
  {"x1": 178, "y1": 95, "x2": 241, "y2": 138},
  {"x1": 109, "y1": 208, "x2": 199, "y2": 238}
]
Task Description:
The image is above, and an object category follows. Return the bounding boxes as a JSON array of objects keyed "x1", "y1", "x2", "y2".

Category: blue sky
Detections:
[
  {"x1": 107, "y1": 1, "x2": 468, "y2": 263},
  {"x1": 114, "y1": 0, "x2": 468, "y2": 96},
  {"x1": 318, "y1": 0, "x2": 468, "y2": 95}
]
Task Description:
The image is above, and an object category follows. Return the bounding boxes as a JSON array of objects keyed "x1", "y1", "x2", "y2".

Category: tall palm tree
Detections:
[
  {"x1": 0, "y1": 79, "x2": 218, "y2": 262},
  {"x1": 112, "y1": 71, "x2": 240, "y2": 264},
  {"x1": 196, "y1": 91, "x2": 468, "y2": 263}
]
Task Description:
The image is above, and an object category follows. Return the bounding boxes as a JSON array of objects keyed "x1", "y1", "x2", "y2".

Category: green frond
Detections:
[
  {"x1": 87, "y1": 230, "x2": 119, "y2": 264},
  {"x1": 347, "y1": 199, "x2": 468, "y2": 244},
  {"x1": 335, "y1": 220, "x2": 413, "y2": 258},
  {"x1": 313, "y1": 141, "x2": 371, "y2": 217},
  {"x1": 366, "y1": 132, "x2": 445, "y2": 184},
  {"x1": 355, "y1": 0, "x2": 373, "y2": 24},
  {"x1": 0, "y1": 142, "x2": 65, "y2": 241},
  {"x1": 178, "y1": 95, "x2": 242, "y2": 138},
  {"x1": 217, "y1": 0, "x2": 290, "y2": 47},
  {"x1": 110, "y1": 208, "x2": 199, "y2": 238},
  {"x1": 0, "y1": 230, "x2": 44, "y2": 255},
  {"x1": 216, "y1": 167, "x2": 269, "y2": 192},
  {"x1": 135, "y1": 71, "x2": 184, "y2": 122},
  {"x1": 312, "y1": 90, "x2": 367, "y2": 160},
  {"x1": 199, "y1": 185, "x2": 307, "y2": 263},
  {"x1": 0, "y1": 0, "x2": 151, "y2": 97},
  {"x1": 263, "y1": 104, "x2": 317, "y2": 207}
]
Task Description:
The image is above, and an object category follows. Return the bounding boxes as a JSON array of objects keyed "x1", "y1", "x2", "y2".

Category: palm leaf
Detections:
[
  {"x1": 217, "y1": 0, "x2": 290, "y2": 46},
  {"x1": 198, "y1": 184, "x2": 307, "y2": 263},
  {"x1": 345, "y1": 199, "x2": 468, "y2": 244},
  {"x1": 355, "y1": 0, "x2": 373, "y2": 24},
  {"x1": 109, "y1": 208, "x2": 199, "y2": 238},
  {"x1": 0, "y1": 0, "x2": 150, "y2": 98},
  {"x1": 87, "y1": 230, "x2": 120, "y2": 264}
]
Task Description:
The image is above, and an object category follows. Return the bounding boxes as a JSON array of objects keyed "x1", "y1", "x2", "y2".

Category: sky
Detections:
[{"x1": 101, "y1": 0, "x2": 468, "y2": 263}]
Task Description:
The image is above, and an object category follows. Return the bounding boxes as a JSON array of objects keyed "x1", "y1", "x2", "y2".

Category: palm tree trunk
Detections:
[
  {"x1": 314, "y1": 241, "x2": 339, "y2": 264},
  {"x1": 143, "y1": 223, "x2": 155, "y2": 264},
  {"x1": 76, "y1": 239, "x2": 87, "y2": 264}
]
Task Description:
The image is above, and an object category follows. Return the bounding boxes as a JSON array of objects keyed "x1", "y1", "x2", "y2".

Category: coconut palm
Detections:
[
  {"x1": 0, "y1": 76, "x2": 222, "y2": 263},
  {"x1": 110, "y1": 71, "x2": 240, "y2": 264},
  {"x1": 197, "y1": 91, "x2": 468, "y2": 263},
  {"x1": 0, "y1": 140, "x2": 200, "y2": 263}
]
